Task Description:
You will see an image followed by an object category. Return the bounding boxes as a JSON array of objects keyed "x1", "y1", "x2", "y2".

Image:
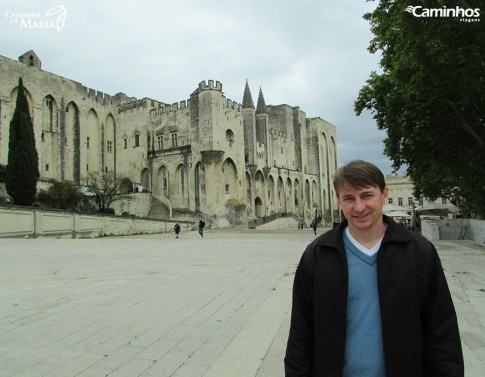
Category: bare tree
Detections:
[{"x1": 82, "y1": 171, "x2": 131, "y2": 213}]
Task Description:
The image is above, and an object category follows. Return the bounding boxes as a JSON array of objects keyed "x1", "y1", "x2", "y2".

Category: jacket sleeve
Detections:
[
  {"x1": 422, "y1": 244, "x2": 464, "y2": 377},
  {"x1": 284, "y1": 247, "x2": 316, "y2": 377}
]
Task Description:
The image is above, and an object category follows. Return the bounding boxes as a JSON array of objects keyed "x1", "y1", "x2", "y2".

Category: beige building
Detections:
[
  {"x1": 386, "y1": 175, "x2": 455, "y2": 210},
  {"x1": 0, "y1": 50, "x2": 338, "y2": 225},
  {"x1": 385, "y1": 175, "x2": 418, "y2": 208}
]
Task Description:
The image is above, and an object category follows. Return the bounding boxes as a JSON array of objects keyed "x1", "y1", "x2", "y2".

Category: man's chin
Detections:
[{"x1": 349, "y1": 217, "x2": 372, "y2": 230}]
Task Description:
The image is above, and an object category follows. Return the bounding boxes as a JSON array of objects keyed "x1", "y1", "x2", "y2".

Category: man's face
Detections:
[{"x1": 337, "y1": 182, "x2": 388, "y2": 234}]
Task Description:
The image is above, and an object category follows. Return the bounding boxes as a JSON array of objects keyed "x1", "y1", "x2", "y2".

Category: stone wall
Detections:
[
  {"x1": 0, "y1": 205, "x2": 194, "y2": 238},
  {"x1": 421, "y1": 218, "x2": 485, "y2": 245},
  {"x1": 111, "y1": 192, "x2": 152, "y2": 217},
  {"x1": 470, "y1": 219, "x2": 485, "y2": 245}
]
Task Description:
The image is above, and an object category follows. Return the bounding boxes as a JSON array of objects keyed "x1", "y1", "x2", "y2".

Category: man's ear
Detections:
[{"x1": 382, "y1": 187, "x2": 389, "y2": 203}]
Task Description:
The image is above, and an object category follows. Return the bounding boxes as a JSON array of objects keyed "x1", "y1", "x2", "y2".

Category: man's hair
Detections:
[{"x1": 333, "y1": 160, "x2": 386, "y2": 195}]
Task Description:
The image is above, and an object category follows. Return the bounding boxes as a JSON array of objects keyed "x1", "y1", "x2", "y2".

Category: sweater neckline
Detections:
[
  {"x1": 343, "y1": 229, "x2": 379, "y2": 265},
  {"x1": 345, "y1": 225, "x2": 386, "y2": 256}
]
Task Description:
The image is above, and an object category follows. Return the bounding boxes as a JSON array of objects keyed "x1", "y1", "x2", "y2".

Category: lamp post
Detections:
[{"x1": 411, "y1": 200, "x2": 420, "y2": 232}]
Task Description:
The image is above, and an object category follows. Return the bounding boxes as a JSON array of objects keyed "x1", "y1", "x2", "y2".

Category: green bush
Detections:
[
  {"x1": 36, "y1": 180, "x2": 85, "y2": 210},
  {"x1": 98, "y1": 207, "x2": 115, "y2": 215}
]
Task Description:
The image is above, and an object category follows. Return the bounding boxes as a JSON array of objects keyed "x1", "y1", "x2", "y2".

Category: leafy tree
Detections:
[
  {"x1": 36, "y1": 179, "x2": 86, "y2": 210},
  {"x1": 82, "y1": 171, "x2": 130, "y2": 213},
  {"x1": 6, "y1": 77, "x2": 40, "y2": 205},
  {"x1": 0, "y1": 164, "x2": 6, "y2": 183},
  {"x1": 355, "y1": 0, "x2": 485, "y2": 216}
]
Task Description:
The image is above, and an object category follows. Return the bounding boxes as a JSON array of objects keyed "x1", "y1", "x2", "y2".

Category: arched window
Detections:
[
  {"x1": 226, "y1": 129, "x2": 235, "y2": 147},
  {"x1": 222, "y1": 158, "x2": 237, "y2": 196},
  {"x1": 134, "y1": 131, "x2": 140, "y2": 147}
]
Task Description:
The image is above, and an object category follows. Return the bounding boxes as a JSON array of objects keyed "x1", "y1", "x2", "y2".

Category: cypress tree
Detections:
[{"x1": 6, "y1": 77, "x2": 39, "y2": 206}]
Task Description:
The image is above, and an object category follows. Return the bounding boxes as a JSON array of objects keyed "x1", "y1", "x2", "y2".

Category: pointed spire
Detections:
[
  {"x1": 242, "y1": 79, "x2": 255, "y2": 109},
  {"x1": 256, "y1": 87, "x2": 267, "y2": 114}
]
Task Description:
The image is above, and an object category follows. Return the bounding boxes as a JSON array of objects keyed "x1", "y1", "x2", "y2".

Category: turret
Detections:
[
  {"x1": 190, "y1": 80, "x2": 224, "y2": 151},
  {"x1": 256, "y1": 87, "x2": 266, "y2": 114},
  {"x1": 255, "y1": 87, "x2": 270, "y2": 165},
  {"x1": 242, "y1": 80, "x2": 255, "y2": 109},
  {"x1": 18, "y1": 50, "x2": 41, "y2": 69},
  {"x1": 242, "y1": 80, "x2": 257, "y2": 166}
]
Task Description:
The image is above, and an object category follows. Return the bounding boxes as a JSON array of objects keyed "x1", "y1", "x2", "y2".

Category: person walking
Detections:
[
  {"x1": 310, "y1": 221, "x2": 317, "y2": 235},
  {"x1": 198, "y1": 217, "x2": 206, "y2": 238},
  {"x1": 332, "y1": 218, "x2": 340, "y2": 228},
  {"x1": 174, "y1": 222, "x2": 180, "y2": 239},
  {"x1": 285, "y1": 159, "x2": 463, "y2": 377}
]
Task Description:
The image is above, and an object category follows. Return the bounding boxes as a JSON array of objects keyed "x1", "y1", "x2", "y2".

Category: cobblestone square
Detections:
[{"x1": 0, "y1": 229, "x2": 483, "y2": 376}]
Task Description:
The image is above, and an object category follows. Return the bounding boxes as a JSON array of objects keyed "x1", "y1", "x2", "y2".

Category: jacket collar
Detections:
[{"x1": 316, "y1": 215, "x2": 412, "y2": 248}]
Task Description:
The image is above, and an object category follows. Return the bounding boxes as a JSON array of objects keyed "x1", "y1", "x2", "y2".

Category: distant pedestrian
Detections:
[
  {"x1": 332, "y1": 218, "x2": 340, "y2": 228},
  {"x1": 174, "y1": 222, "x2": 181, "y2": 239},
  {"x1": 311, "y1": 221, "x2": 317, "y2": 235},
  {"x1": 198, "y1": 217, "x2": 205, "y2": 238}
]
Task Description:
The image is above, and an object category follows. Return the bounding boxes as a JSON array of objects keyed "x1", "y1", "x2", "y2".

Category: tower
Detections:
[
  {"x1": 255, "y1": 87, "x2": 270, "y2": 166},
  {"x1": 18, "y1": 50, "x2": 41, "y2": 69},
  {"x1": 242, "y1": 80, "x2": 257, "y2": 167}
]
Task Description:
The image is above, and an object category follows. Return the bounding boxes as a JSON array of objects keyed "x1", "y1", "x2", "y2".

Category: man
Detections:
[
  {"x1": 332, "y1": 218, "x2": 340, "y2": 228},
  {"x1": 174, "y1": 222, "x2": 180, "y2": 239},
  {"x1": 285, "y1": 160, "x2": 463, "y2": 377},
  {"x1": 198, "y1": 217, "x2": 206, "y2": 238},
  {"x1": 311, "y1": 221, "x2": 317, "y2": 235}
]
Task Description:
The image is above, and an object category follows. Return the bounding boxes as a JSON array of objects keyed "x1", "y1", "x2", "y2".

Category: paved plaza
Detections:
[{"x1": 0, "y1": 227, "x2": 484, "y2": 376}]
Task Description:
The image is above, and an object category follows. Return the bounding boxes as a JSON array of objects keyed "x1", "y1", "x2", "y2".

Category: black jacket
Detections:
[{"x1": 285, "y1": 216, "x2": 463, "y2": 377}]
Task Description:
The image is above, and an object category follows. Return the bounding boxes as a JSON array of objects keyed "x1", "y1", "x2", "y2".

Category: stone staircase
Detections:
[
  {"x1": 147, "y1": 197, "x2": 170, "y2": 219},
  {"x1": 249, "y1": 212, "x2": 303, "y2": 228}
]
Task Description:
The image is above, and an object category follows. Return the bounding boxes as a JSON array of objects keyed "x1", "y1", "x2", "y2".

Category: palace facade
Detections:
[{"x1": 0, "y1": 50, "x2": 338, "y2": 224}]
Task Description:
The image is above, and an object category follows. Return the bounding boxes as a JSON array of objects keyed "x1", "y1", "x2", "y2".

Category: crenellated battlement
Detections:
[
  {"x1": 148, "y1": 99, "x2": 191, "y2": 118},
  {"x1": 269, "y1": 128, "x2": 287, "y2": 140},
  {"x1": 117, "y1": 97, "x2": 167, "y2": 114},
  {"x1": 225, "y1": 98, "x2": 242, "y2": 112},
  {"x1": 147, "y1": 86, "x2": 243, "y2": 119},
  {"x1": 118, "y1": 99, "x2": 148, "y2": 113},
  {"x1": 198, "y1": 80, "x2": 223, "y2": 91},
  {"x1": 80, "y1": 85, "x2": 116, "y2": 106},
  {"x1": 256, "y1": 142, "x2": 265, "y2": 159}
]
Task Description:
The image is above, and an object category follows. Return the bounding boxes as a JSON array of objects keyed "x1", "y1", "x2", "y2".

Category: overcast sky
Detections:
[{"x1": 1, "y1": 0, "x2": 404, "y2": 175}]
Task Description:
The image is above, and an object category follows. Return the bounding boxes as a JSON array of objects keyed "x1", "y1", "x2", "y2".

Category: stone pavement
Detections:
[{"x1": 0, "y1": 228, "x2": 483, "y2": 377}]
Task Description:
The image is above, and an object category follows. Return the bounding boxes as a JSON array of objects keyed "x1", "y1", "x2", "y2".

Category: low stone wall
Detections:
[
  {"x1": 0, "y1": 205, "x2": 194, "y2": 239},
  {"x1": 469, "y1": 219, "x2": 485, "y2": 245},
  {"x1": 438, "y1": 218, "x2": 470, "y2": 241},
  {"x1": 421, "y1": 218, "x2": 485, "y2": 246}
]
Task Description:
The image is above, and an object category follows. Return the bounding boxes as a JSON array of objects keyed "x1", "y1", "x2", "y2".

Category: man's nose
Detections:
[{"x1": 354, "y1": 198, "x2": 366, "y2": 212}]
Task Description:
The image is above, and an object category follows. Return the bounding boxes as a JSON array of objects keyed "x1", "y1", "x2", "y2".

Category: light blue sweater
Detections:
[{"x1": 342, "y1": 230, "x2": 386, "y2": 377}]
